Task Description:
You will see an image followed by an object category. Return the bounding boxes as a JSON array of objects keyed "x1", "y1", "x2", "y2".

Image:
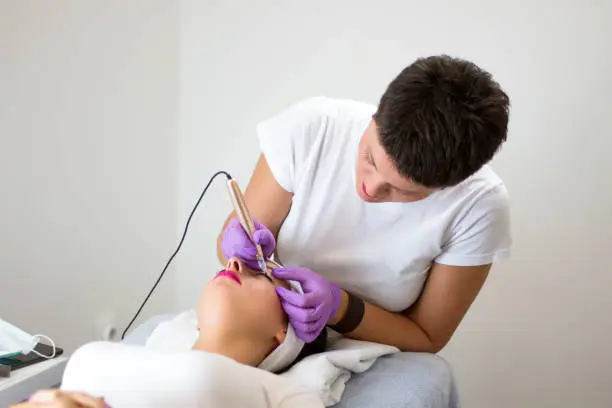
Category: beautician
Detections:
[{"x1": 217, "y1": 55, "x2": 511, "y2": 356}]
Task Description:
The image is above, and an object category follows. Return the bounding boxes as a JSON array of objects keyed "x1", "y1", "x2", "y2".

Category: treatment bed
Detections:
[{"x1": 123, "y1": 314, "x2": 460, "y2": 408}]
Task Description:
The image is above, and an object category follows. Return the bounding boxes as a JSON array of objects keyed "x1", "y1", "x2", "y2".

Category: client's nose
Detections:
[{"x1": 226, "y1": 257, "x2": 244, "y2": 274}]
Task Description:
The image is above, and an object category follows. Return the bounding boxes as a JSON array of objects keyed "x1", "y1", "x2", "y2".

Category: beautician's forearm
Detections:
[
  {"x1": 329, "y1": 291, "x2": 438, "y2": 353},
  {"x1": 216, "y1": 212, "x2": 235, "y2": 266},
  {"x1": 216, "y1": 238, "x2": 228, "y2": 266},
  {"x1": 328, "y1": 263, "x2": 491, "y2": 353}
]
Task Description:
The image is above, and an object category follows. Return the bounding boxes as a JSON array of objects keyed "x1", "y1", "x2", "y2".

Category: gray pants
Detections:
[{"x1": 334, "y1": 352, "x2": 459, "y2": 408}]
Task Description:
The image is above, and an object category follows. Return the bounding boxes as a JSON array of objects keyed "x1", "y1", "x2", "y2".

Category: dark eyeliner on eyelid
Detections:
[{"x1": 258, "y1": 272, "x2": 274, "y2": 283}]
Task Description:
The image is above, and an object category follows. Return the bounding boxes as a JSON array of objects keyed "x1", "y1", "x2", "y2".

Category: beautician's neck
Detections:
[{"x1": 192, "y1": 333, "x2": 266, "y2": 367}]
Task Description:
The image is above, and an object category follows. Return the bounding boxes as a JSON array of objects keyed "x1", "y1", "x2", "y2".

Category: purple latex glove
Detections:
[
  {"x1": 221, "y1": 217, "x2": 276, "y2": 270},
  {"x1": 272, "y1": 267, "x2": 342, "y2": 343}
]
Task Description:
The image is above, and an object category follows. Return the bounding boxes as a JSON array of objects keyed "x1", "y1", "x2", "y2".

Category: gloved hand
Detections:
[
  {"x1": 221, "y1": 217, "x2": 276, "y2": 270},
  {"x1": 272, "y1": 267, "x2": 342, "y2": 343}
]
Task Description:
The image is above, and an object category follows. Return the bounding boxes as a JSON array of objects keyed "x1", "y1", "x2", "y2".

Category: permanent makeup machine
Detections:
[{"x1": 121, "y1": 171, "x2": 280, "y2": 340}]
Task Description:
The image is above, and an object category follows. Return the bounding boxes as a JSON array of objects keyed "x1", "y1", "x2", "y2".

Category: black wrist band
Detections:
[{"x1": 328, "y1": 292, "x2": 365, "y2": 334}]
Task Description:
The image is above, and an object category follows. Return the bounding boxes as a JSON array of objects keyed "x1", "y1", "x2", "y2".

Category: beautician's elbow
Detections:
[
  {"x1": 408, "y1": 340, "x2": 444, "y2": 354},
  {"x1": 416, "y1": 331, "x2": 450, "y2": 354},
  {"x1": 428, "y1": 342, "x2": 445, "y2": 354},
  {"x1": 395, "y1": 340, "x2": 443, "y2": 354},
  {"x1": 392, "y1": 334, "x2": 444, "y2": 354}
]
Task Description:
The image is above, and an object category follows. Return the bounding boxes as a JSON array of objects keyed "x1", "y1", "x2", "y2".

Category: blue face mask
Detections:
[{"x1": 0, "y1": 318, "x2": 56, "y2": 360}]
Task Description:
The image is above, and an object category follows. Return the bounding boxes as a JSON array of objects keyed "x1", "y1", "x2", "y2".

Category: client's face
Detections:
[{"x1": 197, "y1": 257, "x2": 290, "y2": 344}]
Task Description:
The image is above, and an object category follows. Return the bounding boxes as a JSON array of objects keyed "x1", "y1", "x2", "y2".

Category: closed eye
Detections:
[
  {"x1": 366, "y1": 152, "x2": 377, "y2": 169},
  {"x1": 257, "y1": 271, "x2": 291, "y2": 290},
  {"x1": 256, "y1": 272, "x2": 274, "y2": 284}
]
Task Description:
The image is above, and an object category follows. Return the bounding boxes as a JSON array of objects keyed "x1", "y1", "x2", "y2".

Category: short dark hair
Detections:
[
  {"x1": 374, "y1": 55, "x2": 510, "y2": 188},
  {"x1": 277, "y1": 327, "x2": 328, "y2": 373}
]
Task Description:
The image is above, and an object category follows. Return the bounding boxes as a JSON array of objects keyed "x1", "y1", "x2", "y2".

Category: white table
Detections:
[{"x1": 0, "y1": 357, "x2": 68, "y2": 407}]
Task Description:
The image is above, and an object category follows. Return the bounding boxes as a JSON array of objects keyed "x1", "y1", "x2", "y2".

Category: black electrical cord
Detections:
[{"x1": 121, "y1": 170, "x2": 232, "y2": 340}]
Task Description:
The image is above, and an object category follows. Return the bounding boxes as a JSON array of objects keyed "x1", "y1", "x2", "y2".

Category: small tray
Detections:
[{"x1": 0, "y1": 343, "x2": 63, "y2": 372}]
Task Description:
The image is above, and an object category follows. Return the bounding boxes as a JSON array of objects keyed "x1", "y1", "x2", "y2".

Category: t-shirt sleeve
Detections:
[
  {"x1": 435, "y1": 186, "x2": 512, "y2": 266},
  {"x1": 256, "y1": 97, "x2": 330, "y2": 193}
]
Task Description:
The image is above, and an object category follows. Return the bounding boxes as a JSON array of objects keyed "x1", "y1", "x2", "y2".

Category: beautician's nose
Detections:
[{"x1": 365, "y1": 177, "x2": 389, "y2": 198}]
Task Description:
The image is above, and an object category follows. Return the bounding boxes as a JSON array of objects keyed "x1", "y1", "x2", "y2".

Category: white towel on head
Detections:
[{"x1": 257, "y1": 278, "x2": 305, "y2": 372}]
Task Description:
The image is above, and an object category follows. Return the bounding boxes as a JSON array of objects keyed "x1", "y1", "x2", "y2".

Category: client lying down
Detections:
[{"x1": 13, "y1": 258, "x2": 327, "y2": 408}]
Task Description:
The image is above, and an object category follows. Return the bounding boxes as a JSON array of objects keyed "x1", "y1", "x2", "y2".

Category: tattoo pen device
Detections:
[{"x1": 227, "y1": 177, "x2": 268, "y2": 275}]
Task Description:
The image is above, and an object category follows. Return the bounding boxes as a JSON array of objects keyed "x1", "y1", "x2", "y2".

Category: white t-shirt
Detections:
[
  {"x1": 61, "y1": 342, "x2": 324, "y2": 408},
  {"x1": 257, "y1": 97, "x2": 511, "y2": 312}
]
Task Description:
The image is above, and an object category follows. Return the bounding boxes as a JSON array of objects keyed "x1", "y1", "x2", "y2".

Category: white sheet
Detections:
[
  {"x1": 61, "y1": 341, "x2": 323, "y2": 408},
  {"x1": 144, "y1": 310, "x2": 198, "y2": 351},
  {"x1": 125, "y1": 314, "x2": 459, "y2": 408},
  {"x1": 145, "y1": 310, "x2": 399, "y2": 406}
]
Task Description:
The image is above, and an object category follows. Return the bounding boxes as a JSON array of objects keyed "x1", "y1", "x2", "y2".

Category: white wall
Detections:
[
  {"x1": 2, "y1": 1, "x2": 610, "y2": 406},
  {"x1": 0, "y1": 1, "x2": 180, "y2": 353},
  {"x1": 178, "y1": 1, "x2": 612, "y2": 407}
]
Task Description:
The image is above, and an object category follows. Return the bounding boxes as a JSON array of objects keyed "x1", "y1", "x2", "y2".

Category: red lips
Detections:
[{"x1": 215, "y1": 270, "x2": 241, "y2": 285}]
